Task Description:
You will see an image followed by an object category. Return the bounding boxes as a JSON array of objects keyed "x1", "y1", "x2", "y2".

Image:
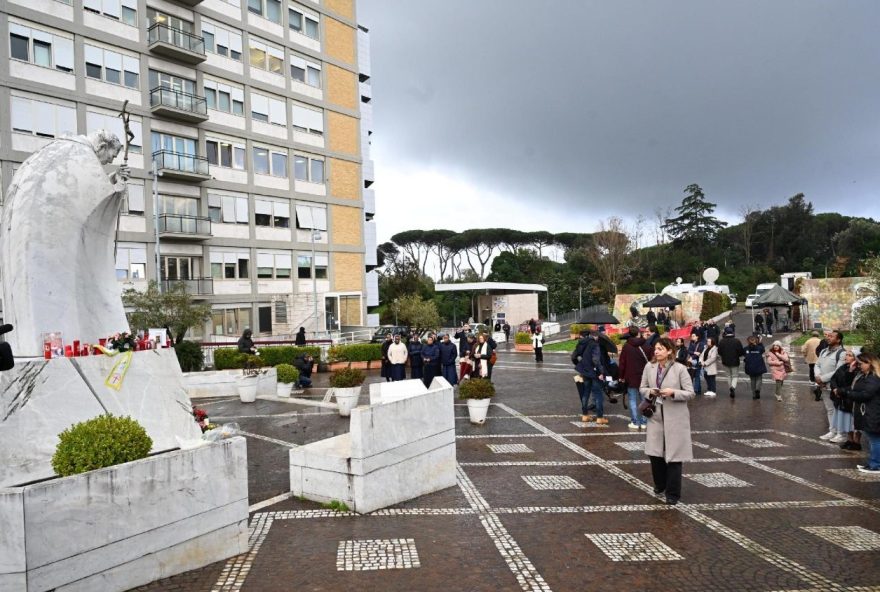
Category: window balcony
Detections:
[
  {"x1": 149, "y1": 87, "x2": 209, "y2": 123},
  {"x1": 158, "y1": 214, "x2": 212, "y2": 239},
  {"x1": 153, "y1": 150, "x2": 210, "y2": 182},
  {"x1": 147, "y1": 23, "x2": 206, "y2": 64},
  {"x1": 161, "y1": 278, "x2": 213, "y2": 296}
]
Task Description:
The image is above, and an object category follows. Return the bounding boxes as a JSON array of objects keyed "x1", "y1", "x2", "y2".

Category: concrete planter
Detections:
[
  {"x1": 276, "y1": 382, "x2": 292, "y2": 398},
  {"x1": 334, "y1": 386, "x2": 362, "y2": 417},
  {"x1": 514, "y1": 343, "x2": 534, "y2": 352},
  {"x1": 182, "y1": 367, "x2": 277, "y2": 399},
  {"x1": 466, "y1": 398, "x2": 491, "y2": 425},
  {"x1": 237, "y1": 376, "x2": 258, "y2": 403},
  {"x1": 0, "y1": 437, "x2": 249, "y2": 592}
]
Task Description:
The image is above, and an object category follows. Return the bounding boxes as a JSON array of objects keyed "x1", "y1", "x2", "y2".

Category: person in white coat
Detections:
[
  {"x1": 700, "y1": 336, "x2": 719, "y2": 397},
  {"x1": 387, "y1": 334, "x2": 408, "y2": 381},
  {"x1": 640, "y1": 337, "x2": 696, "y2": 505},
  {"x1": 532, "y1": 328, "x2": 545, "y2": 363}
]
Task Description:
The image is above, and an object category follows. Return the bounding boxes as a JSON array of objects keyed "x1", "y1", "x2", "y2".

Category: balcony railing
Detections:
[
  {"x1": 158, "y1": 213, "x2": 211, "y2": 236},
  {"x1": 147, "y1": 23, "x2": 205, "y2": 56},
  {"x1": 150, "y1": 86, "x2": 208, "y2": 118},
  {"x1": 152, "y1": 150, "x2": 209, "y2": 178},
  {"x1": 161, "y1": 278, "x2": 213, "y2": 295}
]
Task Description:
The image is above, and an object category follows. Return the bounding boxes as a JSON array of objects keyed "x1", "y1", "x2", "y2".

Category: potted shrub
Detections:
[
  {"x1": 459, "y1": 378, "x2": 495, "y2": 425},
  {"x1": 275, "y1": 363, "x2": 299, "y2": 398},
  {"x1": 237, "y1": 355, "x2": 265, "y2": 403},
  {"x1": 514, "y1": 331, "x2": 534, "y2": 352},
  {"x1": 51, "y1": 414, "x2": 153, "y2": 476},
  {"x1": 329, "y1": 367, "x2": 366, "y2": 416}
]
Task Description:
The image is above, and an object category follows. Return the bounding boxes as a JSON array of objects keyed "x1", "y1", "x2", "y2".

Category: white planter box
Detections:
[
  {"x1": 183, "y1": 368, "x2": 277, "y2": 398},
  {"x1": 0, "y1": 437, "x2": 249, "y2": 592}
]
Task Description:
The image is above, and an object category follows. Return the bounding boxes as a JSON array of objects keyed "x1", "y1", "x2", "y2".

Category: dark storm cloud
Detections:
[{"x1": 357, "y1": 0, "x2": 880, "y2": 227}]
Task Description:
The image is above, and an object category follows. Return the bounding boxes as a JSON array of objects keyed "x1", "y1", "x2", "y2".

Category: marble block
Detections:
[
  {"x1": 0, "y1": 437, "x2": 249, "y2": 592},
  {"x1": 291, "y1": 378, "x2": 457, "y2": 514},
  {"x1": 368, "y1": 378, "x2": 428, "y2": 404},
  {"x1": 183, "y1": 367, "x2": 277, "y2": 398}
]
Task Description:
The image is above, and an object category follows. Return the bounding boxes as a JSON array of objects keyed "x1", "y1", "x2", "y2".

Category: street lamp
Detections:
[
  {"x1": 311, "y1": 229, "x2": 321, "y2": 337},
  {"x1": 651, "y1": 281, "x2": 657, "y2": 293}
]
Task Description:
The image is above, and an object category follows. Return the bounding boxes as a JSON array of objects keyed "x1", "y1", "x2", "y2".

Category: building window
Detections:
[
  {"x1": 248, "y1": 0, "x2": 281, "y2": 23},
  {"x1": 115, "y1": 244, "x2": 147, "y2": 280},
  {"x1": 206, "y1": 138, "x2": 246, "y2": 170},
  {"x1": 212, "y1": 307, "x2": 251, "y2": 336},
  {"x1": 294, "y1": 203, "x2": 327, "y2": 230},
  {"x1": 254, "y1": 146, "x2": 287, "y2": 177},
  {"x1": 9, "y1": 22, "x2": 74, "y2": 72},
  {"x1": 289, "y1": 7, "x2": 319, "y2": 39},
  {"x1": 254, "y1": 198, "x2": 290, "y2": 228},
  {"x1": 152, "y1": 132, "x2": 197, "y2": 156},
  {"x1": 296, "y1": 252, "x2": 327, "y2": 279},
  {"x1": 257, "y1": 251, "x2": 292, "y2": 279},
  {"x1": 274, "y1": 300, "x2": 288, "y2": 324},
  {"x1": 251, "y1": 93, "x2": 287, "y2": 126},
  {"x1": 87, "y1": 110, "x2": 143, "y2": 153},
  {"x1": 85, "y1": 44, "x2": 139, "y2": 88},
  {"x1": 202, "y1": 20, "x2": 242, "y2": 61},
  {"x1": 11, "y1": 96, "x2": 77, "y2": 138},
  {"x1": 161, "y1": 256, "x2": 199, "y2": 281},
  {"x1": 210, "y1": 251, "x2": 250, "y2": 279},
  {"x1": 147, "y1": 9, "x2": 193, "y2": 34},
  {"x1": 297, "y1": 254, "x2": 312, "y2": 279},
  {"x1": 249, "y1": 38, "x2": 284, "y2": 74},
  {"x1": 290, "y1": 55, "x2": 321, "y2": 87},
  {"x1": 159, "y1": 195, "x2": 198, "y2": 217},
  {"x1": 83, "y1": 0, "x2": 137, "y2": 26},
  {"x1": 208, "y1": 194, "x2": 248, "y2": 224},
  {"x1": 149, "y1": 70, "x2": 196, "y2": 95},
  {"x1": 294, "y1": 154, "x2": 324, "y2": 183},
  {"x1": 123, "y1": 182, "x2": 145, "y2": 215},
  {"x1": 292, "y1": 103, "x2": 324, "y2": 136},
  {"x1": 204, "y1": 79, "x2": 244, "y2": 115}
]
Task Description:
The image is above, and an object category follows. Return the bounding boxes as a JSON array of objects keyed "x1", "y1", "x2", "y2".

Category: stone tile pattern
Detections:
[
  {"x1": 801, "y1": 526, "x2": 880, "y2": 551},
  {"x1": 615, "y1": 441, "x2": 645, "y2": 451},
  {"x1": 732, "y1": 438, "x2": 787, "y2": 448},
  {"x1": 686, "y1": 472, "x2": 753, "y2": 488},
  {"x1": 521, "y1": 475, "x2": 584, "y2": 490},
  {"x1": 570, "y1": 421, "x2": 609, "y2": 428},
  {"x1": 827, "y1": 468, "x2": 880, "y2": 482},
  {"x1": 487, "y1": 443, "x2": 534, "y2": 454},
  {"x1": 336, "y1": 538, "x2": 421, "y2": 571},
  {"x1": 585, "y1": 532, "x2": 684, "y2": 562}
]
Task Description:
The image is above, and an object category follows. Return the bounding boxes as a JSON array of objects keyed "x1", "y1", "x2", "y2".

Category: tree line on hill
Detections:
[{"x1": 375, "y1": 185, "x2": 880, "y2": 326}]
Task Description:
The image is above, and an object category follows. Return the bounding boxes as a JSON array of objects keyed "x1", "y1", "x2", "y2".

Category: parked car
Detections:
[
  {"x1": 728, "y1": 294, "x2": 737, "y2": 306},
  {"x1": 744, "y1": 294, "x2": 759, "y2": 308},
  {"x1": 369, "y1": 326, "x2": 411, "y2": 343}
]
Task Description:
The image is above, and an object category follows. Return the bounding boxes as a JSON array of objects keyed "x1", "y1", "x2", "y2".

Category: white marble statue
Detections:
[{"x1": 0, "y1": 131, "x2": 131, "y2": 357}]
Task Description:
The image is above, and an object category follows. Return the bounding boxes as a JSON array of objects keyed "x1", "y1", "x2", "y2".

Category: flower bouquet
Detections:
[
  {"x1": 192, "y1": 405, "x2": 215, "y2": 432},
  {"x1": 109, "y1": 332, "x2": 137, "y2": 352}
]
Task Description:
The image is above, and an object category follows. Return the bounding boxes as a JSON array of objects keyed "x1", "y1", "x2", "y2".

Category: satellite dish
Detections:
[
  {"x1": 675, "y1": 277, "x2": 682, "y2": 285},
  {"x1": 703, "y1": 267, "x2": 720, "y2": 285}
]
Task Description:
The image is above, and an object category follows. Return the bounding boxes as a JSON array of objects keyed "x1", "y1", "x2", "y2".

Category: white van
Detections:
[{"x1": 755, "y1": 283, "x2": 777, "y2": 299}]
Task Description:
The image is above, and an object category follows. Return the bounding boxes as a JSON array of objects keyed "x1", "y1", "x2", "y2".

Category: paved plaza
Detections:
[{"x1": 135, "y1": 335, "x2": 880, "y2": 592}]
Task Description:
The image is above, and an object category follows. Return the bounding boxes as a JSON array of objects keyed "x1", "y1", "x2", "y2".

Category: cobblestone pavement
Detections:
[{"x1": 133, "y1": 321, "x2": 880, "y2": 591}]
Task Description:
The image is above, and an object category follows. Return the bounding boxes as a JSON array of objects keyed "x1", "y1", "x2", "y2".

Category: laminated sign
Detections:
[{"x1": 104, "y1": 350, "x2": 134, "y2": 391}]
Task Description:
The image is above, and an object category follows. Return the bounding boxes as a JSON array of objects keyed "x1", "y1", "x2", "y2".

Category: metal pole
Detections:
[
  {"x1": 578, "y1": 281, "x2": 583, "y2": 312},
  {"x1": 312, "y1": 230, "x2": 319, "y2": 336},
  {"x1": 152, "y1": 159, "x2": 161, "y2": 292}
]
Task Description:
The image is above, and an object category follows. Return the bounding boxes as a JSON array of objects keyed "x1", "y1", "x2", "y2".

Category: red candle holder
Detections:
[{"x1": 64, "y1": 345, "x2": 73, "y2": 358}]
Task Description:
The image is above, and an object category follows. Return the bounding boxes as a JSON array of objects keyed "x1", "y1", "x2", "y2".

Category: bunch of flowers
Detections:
[
  {"x1": 192, "y1": 405, "x2": 215, "y2": 432},
  {"x1": 109, "y1": 332, "x2": 137, "y2": 352}
]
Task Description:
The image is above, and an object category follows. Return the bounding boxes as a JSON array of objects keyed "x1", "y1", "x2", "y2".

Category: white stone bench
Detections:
[{"x1": 289, "y1": 378, "x2": 456, "y2": 514}]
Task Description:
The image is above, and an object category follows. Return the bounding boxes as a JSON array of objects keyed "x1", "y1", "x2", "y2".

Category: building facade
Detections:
[{"x1": 0, "y1": 0, "x2": 377, "y2": 340}]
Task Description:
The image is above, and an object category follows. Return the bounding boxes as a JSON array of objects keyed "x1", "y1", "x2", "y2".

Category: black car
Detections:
[{"x1": 369, "y1": 326, "x2": 411, "y2": 343}]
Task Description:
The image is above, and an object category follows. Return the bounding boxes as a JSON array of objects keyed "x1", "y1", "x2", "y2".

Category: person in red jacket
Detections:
[{"x1": 619, "y1": 326, "x2": 653, "y2": 429}]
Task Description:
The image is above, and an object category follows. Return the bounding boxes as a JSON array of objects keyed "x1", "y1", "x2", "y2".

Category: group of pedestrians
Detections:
[
  {"x1": 753, "y1": 307, "x2": 779, "y2": 336},
  {"x1": 379, "y1": 325, "x2": 498, "y2": 389}
]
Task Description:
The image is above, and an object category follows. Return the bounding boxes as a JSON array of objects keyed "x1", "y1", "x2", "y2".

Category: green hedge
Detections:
[
  {"x1": 214, "y1": 345, "x2": 321, "y2": 370},
  {"x1": 52, "y1": 415, "x2": 152, "y2": 477},
  {"x1": 700, "y1": 291, "x2": 724, "y2": 321},
  {"x1": 328, "y1": 343, "x2": 383, "y2": 362},
  {"x1": 570, "y1": 324, "x2": 589, "y2": 335}
]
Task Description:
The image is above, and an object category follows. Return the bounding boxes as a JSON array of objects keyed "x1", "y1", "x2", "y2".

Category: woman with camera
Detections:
[{"x1": 640, "y1": 337, "x2": 696, "y2": 505}]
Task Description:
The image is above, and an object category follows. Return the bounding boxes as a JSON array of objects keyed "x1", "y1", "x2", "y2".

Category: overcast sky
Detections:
[{"x1": 357, "y1": 1, "x2": 880, "y2": 244}]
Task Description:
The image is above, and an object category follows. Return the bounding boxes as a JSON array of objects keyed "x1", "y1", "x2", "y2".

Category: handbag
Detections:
[
  {"x1": 489, "y1": 351, "x2": 497, "y2": 365},
  {"x1": 638, "y1": 395, "x2": 657, "y2": 418},
  {"x1": 772, "y1": 351, "x2": 793, "y2": 374}
]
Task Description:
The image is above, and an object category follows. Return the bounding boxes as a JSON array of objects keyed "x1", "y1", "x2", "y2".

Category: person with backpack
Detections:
[
  {"x1": 765, "y1": 341, "x2": 791, "y2": 402},
  {"x1": 619, "y1": 326, "x2": 652, "y2": 429},
  {"x1": 815, "y1": 330, "x2": 848, "y2": 440},
  {"x1": 573, "y1": 329, "x2": 607, "y2": 425},
  {"x1": 718, "y1": 326, "x2": 745, "y2": 398},
  {"x1": 743, "y1": 335, "x2": 767, "y2": 399}
]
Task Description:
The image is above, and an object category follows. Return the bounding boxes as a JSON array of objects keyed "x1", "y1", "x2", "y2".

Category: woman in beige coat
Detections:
[{"x1": 640, "y1": 337, "x2": 695, "y2": 505}]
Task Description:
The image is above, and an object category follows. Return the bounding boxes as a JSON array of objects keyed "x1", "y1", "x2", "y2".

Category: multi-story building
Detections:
[{"x1": 0, "y1": 0, "x2": 376, "y2": 340}]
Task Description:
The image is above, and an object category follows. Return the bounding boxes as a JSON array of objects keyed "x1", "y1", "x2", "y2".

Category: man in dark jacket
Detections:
[
  {"x1": 237, "y1": 328, "x2": 256, "y2": 354},
  {"x1": 293, "y1": 353, "x2": 313, "y2": 388},
  {"x1": 453, "y1": 324, "x2": 472, "y2": 357},
  {"x1": 381, "y1": 333, "x2": 393, "y2": 382},
  {"x1": 618, "y1": 326, "x2": 652, "y2": 429},
  {"x1": 718, "y1": 327, "x2": 745, "y2": 398},
  {"x1": 646, "y1": 309, "x2": 657, "y2": 326},
  {"x1": 574, "y1": 330, "x2": 608, "y2": 425}
]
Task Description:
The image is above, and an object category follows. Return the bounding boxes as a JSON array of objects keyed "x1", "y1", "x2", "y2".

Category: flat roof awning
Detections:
[{"x1": 434, "y1": 282, "x2": 547, "y2": 293}]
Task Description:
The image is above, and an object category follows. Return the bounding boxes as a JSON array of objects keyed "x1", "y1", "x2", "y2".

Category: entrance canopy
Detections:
[
  {"x1": 434, "y1": 282, "x2": 547, "y2": 294},
  {"x1": 753, "y1": 284, "x2": 804, "y2": 306}
]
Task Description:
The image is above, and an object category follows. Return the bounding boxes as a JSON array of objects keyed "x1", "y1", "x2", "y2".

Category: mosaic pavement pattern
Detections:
[{"x1": 133, "y1": 335, "x2": 880, "y2": 592}]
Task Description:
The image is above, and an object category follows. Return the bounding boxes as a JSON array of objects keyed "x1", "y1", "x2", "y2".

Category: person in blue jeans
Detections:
[
  {"x1": 618, "y1": 326, "x2": 652, "y2": 429},
  {"x1": 573, "y1": 329, "x2": 608, "y2": 425},
  {"x1": 293, "y1": 353, "x2": 314, "y2": 388},
  {"x1": 846, "y1": 352, "x2": 880, "y2": 473}
]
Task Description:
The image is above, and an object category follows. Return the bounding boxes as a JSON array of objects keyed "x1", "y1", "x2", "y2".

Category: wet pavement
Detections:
[{"x1": 134, "y1": 313, "x2": 880, "y2": 591}]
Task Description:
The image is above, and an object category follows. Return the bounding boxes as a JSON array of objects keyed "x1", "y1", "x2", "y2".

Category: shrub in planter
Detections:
[
  {"x1": 328, "y1": 343, "x2": 383, "y2": 363},
  {"x1": 174, "y1": 340, "x2": 204, "y2": 372},
  {"x1": 458, "y1": 378, "x2": 495, "y2": 400},
  {"x1": 214, "y1": 348, "x2": 248, "y2": 370},
  {"x1": 214, "y1": 346, "x2": 321, "y2": 369},
  {"x1": 570, "y1": 324, "x2": 589, "y2": 336},
  {"x1": 51, "y1": 415, "x2": 153, "y2": 477},
  {"x1": 514, "y1": 332, "x2": 532, "y2": 345},
  {"x1": 276, "y1": 363, "x2": 299, "y2": 384},
  {"x1": 329, "y1": 367, "x2": 366, "y2": 388}
]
